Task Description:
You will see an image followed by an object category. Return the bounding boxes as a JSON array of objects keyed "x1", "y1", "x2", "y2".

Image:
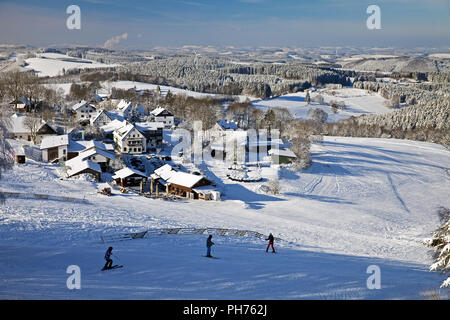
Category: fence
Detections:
[
  {"x1": 0, "y1": 191, "x2": 88, "y2": 204},
  {"x1": 23, "y1": 145, "x2": 42, "y2": 162},
  {"x1": 100, "y1": 227, "x2": 282, "y2": 243}
]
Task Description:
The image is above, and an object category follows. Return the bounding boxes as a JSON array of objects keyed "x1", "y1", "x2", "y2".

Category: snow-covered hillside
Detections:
[
  {"x1": 1, "y1": 137, "x2": 449, "y2": 299},
  {"x1": 24, "y1": 53, "x2": 118, "y2": 77},
  {"x1": 252, "y1": 88, "x2": 392, "y2": 122}
]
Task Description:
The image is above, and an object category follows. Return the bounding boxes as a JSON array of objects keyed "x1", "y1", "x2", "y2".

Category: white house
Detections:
[
  {"x1": 91, "y1": 109, "x2": 113, "y2": 127},
  {"x1": 113, "y1": 123, "x2": 146, "y2": 154},
  {"x1": 40, "y1": 135, "x2": 69, "y2": 162},
  {"x1": 117, "y1": 99, "x2": 133, "y2": 120},
  {"x1": 9, "y1": 114, "x2": 57, "y2": 145},
  {"x1": 72, "y1": 100, "x2": 97, "y2": 122},
  {"x1": 150, "y1": 107, "x2": 174, "y2": 128},
  {"x1": 65, "y1": 145, "x2": 115, "y2": 172}
]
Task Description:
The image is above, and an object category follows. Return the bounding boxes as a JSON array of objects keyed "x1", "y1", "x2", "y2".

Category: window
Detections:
[
  {"x1": 63, "y1": 149, "x2": 66, "y2": 155},
  {"x1": 124, "y1": 147, "x2": 127, "y2": 152}
]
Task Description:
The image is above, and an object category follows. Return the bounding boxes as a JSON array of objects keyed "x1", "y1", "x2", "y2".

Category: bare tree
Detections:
[
  {"x1": 305, "y1": 90, "x2": 311, "y2": 104},
  {"x1": 1, "y1": 71, "x2": 25, "y2": 102},
  {"x1": 23, "y1": 115, "x2": 43, "y2": 144},
  {"x1": 22, "y1": 73, "x2": 44, "y2": 112},
  {"x1": 0, "y1": 113, "x2": 14, "y2": 204},
  {"x1": 384, "y1": 95, "x2": 401, "y2": 109}
]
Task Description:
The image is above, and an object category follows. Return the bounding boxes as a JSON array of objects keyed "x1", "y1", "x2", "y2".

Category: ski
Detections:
[
  {"x1": 203, "y1": 255, "x2": 220, "y2": 259},
  {"x1": 101, "y1": 265, "x2": 123, "y2": 271}
]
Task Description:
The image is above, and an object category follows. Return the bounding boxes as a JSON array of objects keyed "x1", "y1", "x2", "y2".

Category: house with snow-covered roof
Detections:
[
  {"x1": 90, "y1": 109, "x2": 113, "y2": 127},
  {"x1": 214, "y1": 120, "x2": 238, "y2": 131},
  {"x1": 150, "y1": 164, "x2": 213, "y2": 199},
  {"x1": 9, "y1": 98, "x2": 35, "y2": 113},
  {"x1": 150, "y1": 107, "x2": 174, "y2": 128},
  {"x1": 268, "y1": 148, "x2": 297, "y2": 164},
  {"x1": 40, "y1": 134, "x2": 69, "y2": 162},
  {"x1": 72, "y1": 100, "x2": 97, "y2": 122},
  {"x1": 112, "y1": 167, "x2": 148, "y2": 187},
  {"x1": 65, "y1": 140, "x2": 115, "y2": 172},
  {"x1": 66, "y1": 158, "x2": 101, "y2": 181},
  {"x1": 135, "y1": 122, "x2": 164, "y2": 151},
  {"x1": 113, "y1": 123, "x2": 146, "y2": 154},
  {"x1": 116, "y1": 99, "x2": 133, "y2": 119},
  {"x1": 9, "y1": 114, "x2": 57, "y2": 145}
]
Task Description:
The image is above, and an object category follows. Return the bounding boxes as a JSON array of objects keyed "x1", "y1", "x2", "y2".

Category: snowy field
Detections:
[
  {"x1": 1, "y1": 137, "x2": 450, "y2": 299},
  {"x1": 252, "y1": 88, "x2": 392, "y2": 122},
  {"x1": 24, "y1": 53, "x2": 118, "y2": 77}
]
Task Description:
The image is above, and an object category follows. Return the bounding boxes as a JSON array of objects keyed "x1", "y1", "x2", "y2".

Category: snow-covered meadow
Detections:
[
  {"x1": 1, "y1": 136, "x2": 449, "y2": 299},
  {"x1": 24, "y1": 53, "x2": 118, "y2": 77},
  {"x1": 252, "y1": 88, "x2": 392, "y2": 122}
]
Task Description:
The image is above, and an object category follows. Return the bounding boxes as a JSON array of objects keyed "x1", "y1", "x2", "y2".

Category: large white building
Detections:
[{"x1": 113, "y1": 123, "x2": 146, "y2": 154}]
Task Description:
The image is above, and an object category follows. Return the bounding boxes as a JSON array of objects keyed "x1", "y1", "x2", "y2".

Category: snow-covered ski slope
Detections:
[{"x1": 1, "y1": 136, "x2": 449, "y2": 299}]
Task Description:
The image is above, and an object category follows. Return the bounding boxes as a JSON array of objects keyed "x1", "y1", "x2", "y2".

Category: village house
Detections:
[
  {"x1": 72, "y1": 100, "x2": 97, "y2": 122},
  {"x1": 268, "y1": 148, "x2": 297, "y2": 164},
  {"x1": 40, "y1": 135, "x2": 69, "y2": 162},
  {"x1": 90, "y1": 109, "x2": 114, "y2": 127},
  {"x1": 113, "y1": 123, "x2": 146, "y2": 154},
  {"x1": 66, "y1": 158, "x2": 102, "y2": 181},
  {"x1": 99, "y1": 119, "x2": 127, "y2": 139},
  {"x1": 116, "y1": 99, "x2": 133, "y2": 120},
  {"x1": 213, "y1": 120, "x2": 238, "y2": 132},
  {"x1": 150, "y1": 107, "x2": 174, "y2": 128},
  {"x1": 65, "y1": 140, "x2": 115, "y2": 172},
  {"x1": 9, "y1": 98, "x2": 34, "y2": 113},
  {"x1": 135, "y1": 122, "x2": 164, "y2": 152},
  {"x1": 112, "y1": 167, "x2": 148, "y2": 187},
  {"x1": 150, "y1": 164, "x2": 214, "y2": 200},
  {"x1": 67, "y1": 139, "x2": 114, "y2": 160},
  {"x1": 9, "y1": 114, "x2": 57, "y2": 145}
]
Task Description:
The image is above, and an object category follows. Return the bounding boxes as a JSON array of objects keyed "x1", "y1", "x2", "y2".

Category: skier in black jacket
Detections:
[
  {"x1": 103, "y1": 246, "x2": 113, "y2": 269},
  {"x1": 265, "y1": 233, "x2": 276, "y2": 253},
  {"x1": 206, "y1": 235, "x2": 214, "y2": 257}
]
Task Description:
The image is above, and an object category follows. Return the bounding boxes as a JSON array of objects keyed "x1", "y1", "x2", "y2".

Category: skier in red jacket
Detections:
[{"x1": 265, "y1": 233, "x2": 276, "y2": 253}]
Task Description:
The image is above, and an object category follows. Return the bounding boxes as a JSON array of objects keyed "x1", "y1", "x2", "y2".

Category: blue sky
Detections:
[{"x1": 0, "y1": 0, "x2": 449, "y2": 48}]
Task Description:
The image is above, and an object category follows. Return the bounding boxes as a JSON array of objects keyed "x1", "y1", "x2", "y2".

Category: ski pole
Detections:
[{"x1": 113, "y1": 253, "x2": 121, "y2": 262}]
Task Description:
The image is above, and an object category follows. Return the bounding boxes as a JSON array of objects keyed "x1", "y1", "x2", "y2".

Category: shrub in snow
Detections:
[
  {"x1": 312, "y1": 94, "x2": 324, "y2": 104},
  {"x1": 308, "y1": 108, "x2": 328, "y2": 123},
  {"x1": 227, "y1": 166, "x2": 262, "y2": 182},
  {"x1": 267, "y1": 178, "x2": 280, "y2": 195},
  {"x1": 423, "y1": 207, "x2": 450, "y2": 288}
]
